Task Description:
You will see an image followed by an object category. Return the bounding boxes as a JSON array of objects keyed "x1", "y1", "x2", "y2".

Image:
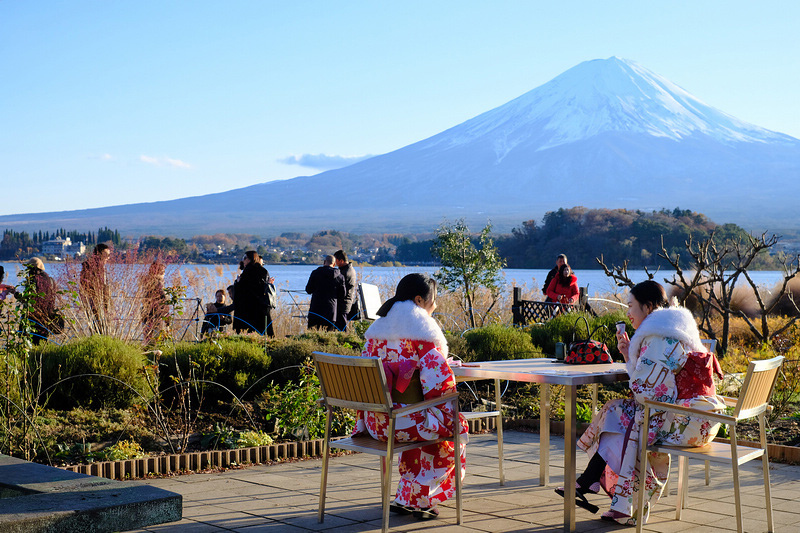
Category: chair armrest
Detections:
[
  {"x1": 393, "y1": 392, "x2": 460, "y2": 417},
  {"x1": 643, "y1": 399, "x2": 735, "y2": 425},
  {"x1": 719, "y1": 395, "x2": 738, "y2": 407}
]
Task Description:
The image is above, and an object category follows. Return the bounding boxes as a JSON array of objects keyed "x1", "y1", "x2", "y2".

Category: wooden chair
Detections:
[
  {"x1": 636, "y1": 355, "x2": 784, "y2": 533},
  {"x1": 312, "y1": 351, "x2": 463, "y2": 533}
]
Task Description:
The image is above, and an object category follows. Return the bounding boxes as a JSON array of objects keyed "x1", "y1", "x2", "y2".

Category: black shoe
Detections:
[
  {"x1": 412, "y1": 507, "x2": 439, "y2": 520},
  {"x1": 390, "y1": 501, "x2": 413, "y2": 515},
  {"x1": 554, "y1": 486, "x2": 599, "y2": 514}
]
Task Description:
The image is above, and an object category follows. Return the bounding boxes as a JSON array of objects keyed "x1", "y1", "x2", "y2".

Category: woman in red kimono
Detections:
[{"x1": 353, "y1": 273, "x2": 468, "y2": 520}]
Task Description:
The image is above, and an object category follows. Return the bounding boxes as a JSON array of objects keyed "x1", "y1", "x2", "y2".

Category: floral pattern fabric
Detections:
[
  {"x1": 354, "y1": 337, "x2": 468, "y2": 509},
  {"x1": 578, "y1": 334, "x2": 724, "y2": 524}
]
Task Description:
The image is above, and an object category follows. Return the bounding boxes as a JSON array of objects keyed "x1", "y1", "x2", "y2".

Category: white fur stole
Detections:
[
  {"x1": 364, "y1": 300, "x2": 448, "y2": 357},
  {"x1": 627, "y1": 306, "x2": 705, "y2": 374}
]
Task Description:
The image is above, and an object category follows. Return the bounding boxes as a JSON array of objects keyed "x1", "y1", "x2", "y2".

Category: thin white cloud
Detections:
[
  {"x1": 278, "y1": 153, "x2": 373, "y2": 170},
  {"x1": 140, "y1": 155, "x2": 192, "y2": 169},
  {"x1": 88, "y1": 153, "x2": 114, "y2": 161}
]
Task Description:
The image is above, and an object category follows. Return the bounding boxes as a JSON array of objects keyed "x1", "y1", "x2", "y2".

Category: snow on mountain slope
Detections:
[{"x1": 422, "y1": 57, "x2": 795, "y2": 156}]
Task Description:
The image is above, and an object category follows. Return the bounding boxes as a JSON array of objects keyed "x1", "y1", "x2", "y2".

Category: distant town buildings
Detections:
[{"x1": 41, "y1": 237, "x2": 86, "y2": 258}]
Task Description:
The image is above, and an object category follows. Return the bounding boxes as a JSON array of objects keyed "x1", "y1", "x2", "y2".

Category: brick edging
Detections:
[
  {"x1": 60, "y1": 439, "x2": 327, "y2": 481},
  {"x1": 59, "y1": 419, "x2": 800, "y2": 480}
]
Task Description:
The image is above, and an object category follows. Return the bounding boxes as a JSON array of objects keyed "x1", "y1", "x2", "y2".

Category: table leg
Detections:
[
  {"x1": 564, "y1": 385, "x2": 577, "y2": 532},
  {"x1": 539, "y1": 383, "x2": 550, "y2": 486},
  {"x1": 591, "y1": 383, "x2": 598, "y2": 414},
  {"x1": 494, "y1": 378, "x2": 505, "y2": 486}
]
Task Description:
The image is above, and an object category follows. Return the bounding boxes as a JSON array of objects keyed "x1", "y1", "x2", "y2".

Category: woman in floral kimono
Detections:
[
  {"x1": 353, "y1": 273, "x2": 468, "y2": 520},
  {"x1": 558, "y1": 280, "x2": 725, "y2": 526}
]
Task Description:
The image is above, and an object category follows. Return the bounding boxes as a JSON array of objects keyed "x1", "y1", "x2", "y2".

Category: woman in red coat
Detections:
[{"x1": 546, "y1": 264, "x2": 579, "y2": 305}]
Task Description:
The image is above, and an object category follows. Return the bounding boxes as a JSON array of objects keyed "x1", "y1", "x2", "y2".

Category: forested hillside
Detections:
[{"x1": 496, "y1": 207, "x2": 778, "y2": 269}]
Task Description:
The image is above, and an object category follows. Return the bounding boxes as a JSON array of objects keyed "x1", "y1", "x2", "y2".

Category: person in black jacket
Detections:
[
  {"x1": 233, "y1": 251, "x2": 268, "y2": 334},
  {"x1": 201, "y1": 289, "x2": 233, "y2": 335},
  {"x1": 334, "y1": 249, "x2": 358, "y2": 330},
  {"x1": 543, "y1": 254, "x2": 568, "y2": 302},
  {"x1": 305, "y1": 255, "x2": 345, "y2": 331}
]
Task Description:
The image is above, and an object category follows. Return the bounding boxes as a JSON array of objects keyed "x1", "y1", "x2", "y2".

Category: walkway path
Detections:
[{"x1": 132, "y1": 431, "x2": 800, "y2": 532}]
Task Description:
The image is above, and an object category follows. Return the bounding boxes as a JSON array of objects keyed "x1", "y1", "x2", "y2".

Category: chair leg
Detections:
[
  {"x1": 636, "y1": 405, "x2": 650, "y2": 533},
  {"x1": 760, "y1": 413, "x2": 774, "y2": 533},
  {"x1": 318, "y1": 412, "x2": 332, "y2": 523},
  {"x1": 382, "y1": 420, "x2": 395, "y2": 533},
  {"x1": 675, "y1": 456, "x2": 687, "y2": 520},
  {"x1": 705, "y1": 460, "x2": 710, "y2": 485},
  {"x1": 730, "y1": 426, "x2": 743, "y2": 533},
  {"x1": 454, "y1": 401, "x2": 463, "y2": 525}
]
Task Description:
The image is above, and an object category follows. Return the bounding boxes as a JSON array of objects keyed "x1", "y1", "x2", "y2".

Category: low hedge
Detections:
[
  {"x1": 461, "y1": 324, "x2": 541, "y2": 362},
  {"x1": 36, "y1": 336, "x2": 154, "y2": 409},
  {"x1": 158, "y1": 339, "x2": 272, "y2": 404},
  {"x1": 266, "y1": 330, "x2": 363, "y2": 385}
]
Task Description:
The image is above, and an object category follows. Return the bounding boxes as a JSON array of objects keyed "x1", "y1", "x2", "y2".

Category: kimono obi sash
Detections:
[
  {"x1": 676, "y1": 351, "x2": 724, "y2": 400},
  {"x1": 383, "y1": 359, "x2": 424, "y2": 404}
]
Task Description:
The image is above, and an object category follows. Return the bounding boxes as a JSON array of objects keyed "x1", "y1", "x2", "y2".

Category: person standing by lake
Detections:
[
  {"x1": 24, "y1": 257, "x2": 61, "y2": 344},
  {"x1": 255, "y1": 255, "x2": 276, "y2": 337},
  {"x1": 305, "y1": 255, "x2": 345, "y2": 331},
  {"x1": 334, "y1": 249, "x2": 358, "y2": 330},
  {"x1": 543, "y1": 253, "x2": 568, "y2": 301},
  {"x1": 80, "y1": 243, "x2": 111, "y2": 334},
  {"x1": 233, "y1": 251, "x2": 268, "y2": 334},
  {"x1": 546, "y1": 263, "x2": 579, "y2": 308},
  {"x1": 141, "y1": 260, "x2": 168, "y2": 344}
]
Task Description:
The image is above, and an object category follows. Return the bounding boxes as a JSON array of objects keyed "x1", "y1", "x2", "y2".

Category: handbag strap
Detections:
[
  {"x1": 571, "y1": 315, "x2": 591, "y2": 344},
  {"x1": 587, "y1": 323, "x2": 610, "y2": 345}
]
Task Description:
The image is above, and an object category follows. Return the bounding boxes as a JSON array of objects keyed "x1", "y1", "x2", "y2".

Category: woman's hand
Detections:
[{"x1": 616, "y1": 331, "x2": 630, "y2": 361}]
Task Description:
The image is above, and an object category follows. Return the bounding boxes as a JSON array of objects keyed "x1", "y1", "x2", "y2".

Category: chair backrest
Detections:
[
  {"x1": 358, "y1": 282, "x2": 383, "y2": 321},
  {"x1": 312, "y1": 352, "x2": 393, "y2": 413},
  {"x1": 701, "y1": 338, "x2": 717, "y2": 354},
  {"x1": 733, "y1": 355, "x2": 785, "y2": 420}
]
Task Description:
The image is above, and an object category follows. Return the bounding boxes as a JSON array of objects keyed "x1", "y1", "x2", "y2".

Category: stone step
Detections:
[{"x1": 0, "y1": 454, "x2": 181, "y2": 532}]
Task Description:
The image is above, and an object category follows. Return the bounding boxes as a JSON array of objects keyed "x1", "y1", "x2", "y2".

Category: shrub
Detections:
[
  {"x1": 266, "y1": 331, "x2": 362, "y2": 385},
  {"x1": 158, "y1": 339, "x2": 272, "y2": 403},
  {"x1": 36, "y1": 336, "x2": 153, "y2": 409},
  {"x1": 444, "y1": 331, "x2": 472, "y2": 362},
  {"x1": 462, "y1": 324, "x2": 539, "y2": 361},
  {"x1": 258, "y1": 361, "x2": 354, "y2": 441}
]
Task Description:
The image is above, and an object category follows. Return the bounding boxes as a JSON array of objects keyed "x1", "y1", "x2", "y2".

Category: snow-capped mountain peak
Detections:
[{"x1": 435, "y1": 57, "x2": 790, "y2": 155}]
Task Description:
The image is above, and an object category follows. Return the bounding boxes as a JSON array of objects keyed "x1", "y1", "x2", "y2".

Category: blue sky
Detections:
[{"x1": 1, "y1": 1, "x2": 798, "y2": 217}]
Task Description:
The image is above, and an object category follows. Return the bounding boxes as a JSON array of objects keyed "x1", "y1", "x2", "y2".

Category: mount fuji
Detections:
[{"x1": 3, "y1": 57, "x2": 799, "y2": 236}]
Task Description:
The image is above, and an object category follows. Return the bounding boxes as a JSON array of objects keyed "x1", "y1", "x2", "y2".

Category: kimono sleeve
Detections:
[
  {"x1": 629, "y1": 336, "x2": 690, "y2": 406},
  {"x1": 416, "y1": 340, "x2": 456, "y2": 400}
]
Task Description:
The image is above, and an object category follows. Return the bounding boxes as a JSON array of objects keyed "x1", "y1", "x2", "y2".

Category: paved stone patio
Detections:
[{"x1": 131, "y1": 431, "x2": 800, "y2": 532}]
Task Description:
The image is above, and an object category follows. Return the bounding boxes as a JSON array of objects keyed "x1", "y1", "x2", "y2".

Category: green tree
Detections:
[{"x1": 431, "y1": 220, "x2": 505, "y2": 329}]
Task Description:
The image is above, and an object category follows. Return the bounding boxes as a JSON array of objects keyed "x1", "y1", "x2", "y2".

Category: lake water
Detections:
[{"x1": 1, "y1": 261, "x2": 788, "y2": 304}]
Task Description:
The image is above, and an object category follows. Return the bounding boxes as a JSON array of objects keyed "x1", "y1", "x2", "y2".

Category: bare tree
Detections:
[{"x1": 598, "y1": 230, "x2": 800, "y2": 355}]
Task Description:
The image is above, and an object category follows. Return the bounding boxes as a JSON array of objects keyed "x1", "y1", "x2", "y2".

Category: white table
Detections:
[{"x1": 453, "y1": 358, "x2": 629, "y2": 531}]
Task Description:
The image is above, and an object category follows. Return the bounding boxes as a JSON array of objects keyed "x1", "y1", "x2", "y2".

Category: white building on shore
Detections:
[{"x1": 41, "y1": 237, "x2": 86, "y2": 258}]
